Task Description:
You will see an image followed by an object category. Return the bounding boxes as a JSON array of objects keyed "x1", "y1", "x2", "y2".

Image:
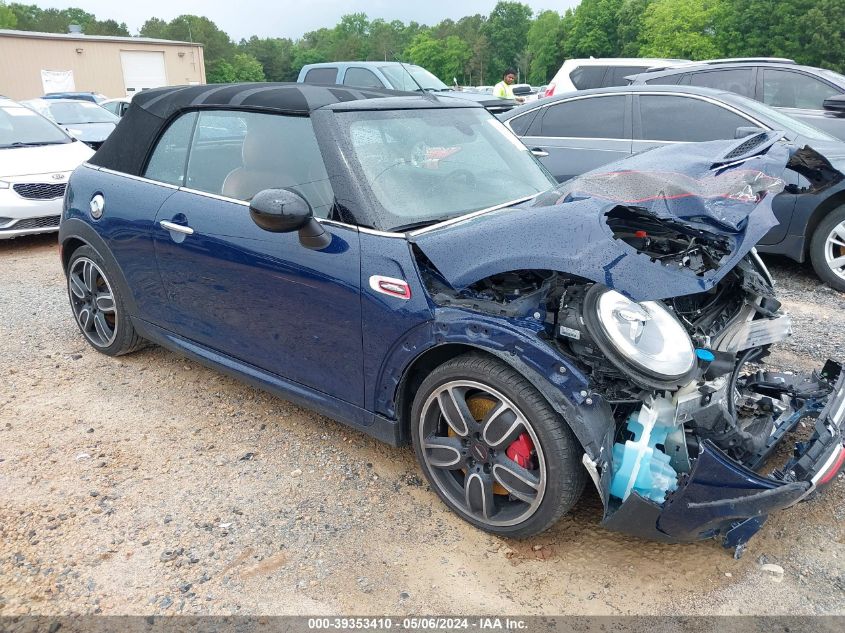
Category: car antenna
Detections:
[{"x1": 393, "y1": 56, "x2": 436, "y2": 100}]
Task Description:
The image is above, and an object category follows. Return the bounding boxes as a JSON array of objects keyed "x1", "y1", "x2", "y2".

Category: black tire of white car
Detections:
[
  {"x1": 66, "y1": 245, "x2": 146, "y2": 356},
  {"x1": 411, "y1": 353, "x2": 586, "y2": 538},
  {"x1": 810, "y1": 205, "x2": 845, "y2": 293}
]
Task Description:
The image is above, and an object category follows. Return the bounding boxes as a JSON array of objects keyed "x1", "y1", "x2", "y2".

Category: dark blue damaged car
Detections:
[{"x1": 60, "y1": 83, "x2": 845, "y2": 550}]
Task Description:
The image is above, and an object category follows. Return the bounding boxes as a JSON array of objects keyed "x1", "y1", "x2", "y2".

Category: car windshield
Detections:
[
  {"x1": 380, "y1": 65, "x2": 449, "y2": 92},
  {"x1": 730, "y1": 94, "x2": 837, "y2": 141},
  {"x1": 0, "y1": 104, "x2": 70, "y2": 147},
  {"x1": 335, "y1": 107, "x2": 557, "y2": 231},
  {"x1": 44, "y1": 102, "x2": 118, "y2": 125}
]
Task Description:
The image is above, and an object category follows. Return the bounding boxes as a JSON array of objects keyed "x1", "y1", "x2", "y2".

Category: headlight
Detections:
[
  {"x1": 582, "y1": 285, "x2": 696, "y2": 389},
  {"x1": 0, "y1": 180, "x2": 9, "y2": 189}
]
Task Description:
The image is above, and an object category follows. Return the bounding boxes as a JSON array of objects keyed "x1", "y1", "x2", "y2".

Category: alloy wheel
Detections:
[
  {"x1": 418, "y1": 380, "x2": 547, "y2": 527},
  {"x1": 68, "y1": 257, "x2": 118, "y2": 348},
  {"x1": 824, "y1": 220, "x2": 845, "y2": 281}
]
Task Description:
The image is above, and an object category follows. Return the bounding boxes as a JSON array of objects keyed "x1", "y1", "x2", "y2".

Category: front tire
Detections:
[
  {"x1": 410, "y1": 354, "x2": 585, "y2": 538},
  {"x1": 810, "y1": 206, "x2": 845, "y2": 292},
  {"x1": 66, "y1": 245, "x2": 145, "y2": 356}
]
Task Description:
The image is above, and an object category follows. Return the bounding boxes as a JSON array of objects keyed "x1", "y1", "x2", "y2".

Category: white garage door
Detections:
[{"x1": 121, "y1": 51, "x2": 167, "y2": 94}]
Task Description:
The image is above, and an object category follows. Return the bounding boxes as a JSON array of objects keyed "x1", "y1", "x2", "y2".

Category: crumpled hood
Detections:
[{"x1": 411, "y1": 138, "x2": 795, "y2": 302}]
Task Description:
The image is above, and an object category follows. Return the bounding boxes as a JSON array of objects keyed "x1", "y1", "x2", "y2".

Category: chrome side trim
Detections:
[
  {"x1": 98, "y1": 167, "x2": 180, "y2": 189},
  {"x1": 408, "y1": 194, "x2": 539, "y2": 236},
  {"x1": 178, "y1": 187, "x2": 250, "y2": 206}
]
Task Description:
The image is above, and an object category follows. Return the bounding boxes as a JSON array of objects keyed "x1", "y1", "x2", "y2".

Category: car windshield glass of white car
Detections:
[
  {"x1": 47, "y1": 102, "x2": 118, "y2": 125},
  {"x1": 0, "y1": 105, "x2": 70, "y2": 147},
  {"x1": 379, "y1": 65, "x2": 449, "y2": 91},
  {"x1": 337, "y1": 108, "x2": 556, "y2": 231}
]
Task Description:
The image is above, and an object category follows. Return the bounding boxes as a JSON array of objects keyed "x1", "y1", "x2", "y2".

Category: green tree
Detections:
[
  {"x1": 240, "y1": 36, "x2": 295, "y2": 81},
  {"x1": 527, "y1": 10, "x2": 563, "y2": 84},
  {"x1": 138, "y1": 17, "x2": 169, "y2": 39},
  {"x1": 229, "y1": 53, "x2": 265, "y2": 82},
  {"x1": 713, "y1": 0, "x2": 845, "y2": 72},
  {"x1": 7, "y1": 3, "x2": 38, "y2": 30},
  {"x1": 454, "y1": 14, "x2": 490, "y2": 84},
  {"x1": 639, "y1": 0, "x2": 721, "y2": 59},
  {"x1": 0, "y1": 1, "x2": 17, "y2": 28},
  {"x1": 406, "y1": 31, "x2": 443, "y2": 75},
  {"x1": 333, "y1": 13, "x2": 370, "y2": 60},
  {"x1": 369, "y1": 19, "x2": 405, "y2": 61},
  {"x1": 800, "y1": 0, "x2": 845, "y2": 72},
  {"x1": 563, "y1": 0, "x2": 624, "y2": 58},
  {"x1": 85, "y1": 19, "x2": 129, "y2": 36},
  {"x1": 616, "y1": 0, "x2": 650, "y2": 56},
  {"x1": 482, "y1": 1, "x2": 532, "y2": 82},
  {"x1": 206, "y1": 54, "x2": 265, "y2": 83},
  {"x1": 441, "y1": 35, "x2": 472, "y2": 83}
]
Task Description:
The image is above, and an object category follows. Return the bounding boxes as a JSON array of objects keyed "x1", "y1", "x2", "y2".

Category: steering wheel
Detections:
[{"x1": 441, "y1": 169, "x2": 478, "y2": 188}]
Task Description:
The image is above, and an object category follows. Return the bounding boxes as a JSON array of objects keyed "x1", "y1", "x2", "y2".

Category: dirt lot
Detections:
[{"x1": 0, "y1": 234, "x2": 843, "y2": 616}]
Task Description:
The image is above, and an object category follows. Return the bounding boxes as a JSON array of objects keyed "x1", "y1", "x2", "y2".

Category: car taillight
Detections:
[{"x1": 544, "y1": 84, "x2": 555, "y2": 97}]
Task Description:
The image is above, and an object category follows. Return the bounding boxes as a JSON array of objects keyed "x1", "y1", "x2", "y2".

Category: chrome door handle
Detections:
[
  {"x1": 159, "y1": 220, "x2": 194, "y2": 235},
  {"x1": 531, "y1": 148, "x2": 549, "y2": 157}
]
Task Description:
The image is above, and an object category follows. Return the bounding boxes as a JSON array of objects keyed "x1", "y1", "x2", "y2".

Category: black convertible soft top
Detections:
[{"x1": 89, "y1": 82, "x2": 474, "y2": 177}]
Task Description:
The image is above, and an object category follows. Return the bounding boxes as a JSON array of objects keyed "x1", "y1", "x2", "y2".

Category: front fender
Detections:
[{"x1": 377, "y1": 307, "x2": 615, "y2": 466}]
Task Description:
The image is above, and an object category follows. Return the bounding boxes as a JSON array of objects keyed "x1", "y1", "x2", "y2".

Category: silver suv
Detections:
[{"x1": 628, "y1": 58, "x2": 845, "y2": 140}]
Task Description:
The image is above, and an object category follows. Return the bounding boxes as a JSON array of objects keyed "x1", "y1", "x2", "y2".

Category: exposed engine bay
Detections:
[
  {"x1": 417, "y1": 202, "x2": 843, "y2": 551},
  {"x1": 409, "y1": 136, "x2": 845, "y2": 550}
]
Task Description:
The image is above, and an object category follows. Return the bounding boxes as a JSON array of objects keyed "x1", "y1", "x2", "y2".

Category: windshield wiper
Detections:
[{"x1": 2, "y1": 141, "x2": 66, "y2": 148}]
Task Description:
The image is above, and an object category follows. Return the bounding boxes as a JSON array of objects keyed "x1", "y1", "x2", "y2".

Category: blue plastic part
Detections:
[
  {"x1": 610, "y1": 410, "x2": 680, "y2": 504},
  {"x1": 696, "y1": 348, "x2": 716, "y2": 362}
]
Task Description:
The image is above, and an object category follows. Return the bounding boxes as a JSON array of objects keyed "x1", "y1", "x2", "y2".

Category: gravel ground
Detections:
[{"x1": 0, "y1": 235, "x2": 843, "y2": 617}]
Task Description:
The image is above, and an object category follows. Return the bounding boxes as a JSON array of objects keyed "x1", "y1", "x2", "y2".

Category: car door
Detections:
[
  {"x1": 516, "y1": 94, "x2": 632, "y2": 182},
  {"x1": 757, "y1": 68, "x2": 845, "y2": 140},
  {"x1": 149, "y1": 109, "x2": 365, "y2": 406},
  {"x1": 633, "y1": 93, "x2": 796, "y2": 245}
]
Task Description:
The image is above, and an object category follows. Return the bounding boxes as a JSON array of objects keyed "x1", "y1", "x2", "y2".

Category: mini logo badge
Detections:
[{"x1": 51, "y1": 173, "x2": 65, "y2": 181}]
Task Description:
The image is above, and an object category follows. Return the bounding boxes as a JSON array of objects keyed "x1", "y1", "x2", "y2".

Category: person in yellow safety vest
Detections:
[{"x1": 493, "y1": 68, "x2": 525, "y2": 103}]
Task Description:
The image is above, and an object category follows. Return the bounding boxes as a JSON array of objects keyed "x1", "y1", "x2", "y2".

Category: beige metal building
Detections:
[{"x1": 0, "y1": 29, "x2": 205, "y2": 100}]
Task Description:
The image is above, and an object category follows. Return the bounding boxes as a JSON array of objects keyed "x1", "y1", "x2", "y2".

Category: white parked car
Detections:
[
  {"x1": 22, "y1": 98, "x2": 119, "y2": 149},
  {"x1": 0, "y1": 97, "x2": 94, "y2": 239},
  {"x1": 101, "y1": 96, "x2": 132, "y2": 117},
  {"x1": 544, "y1": 58, "x2": 689, "y2": 97}
]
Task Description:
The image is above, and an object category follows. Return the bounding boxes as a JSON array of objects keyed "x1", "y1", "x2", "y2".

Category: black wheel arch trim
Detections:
[
  {"x1": 59, "y1": 218, "x2": 139, "y2": 316},
  {"x1": 386, "y1": 311, "x2": 613, "y2": 504}
]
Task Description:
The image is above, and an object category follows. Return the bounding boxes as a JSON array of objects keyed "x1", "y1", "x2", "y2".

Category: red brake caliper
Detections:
[{"x1": 506, "y1": 432, "x2": 535, "y2": 469}]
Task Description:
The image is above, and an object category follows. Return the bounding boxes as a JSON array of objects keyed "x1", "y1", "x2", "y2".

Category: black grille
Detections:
[
  {"x1": 723, "y1": 133, "x2": 767, "y2": 161},
  {"x1": 12, "y1": 182, "x2": 67, "y2": 200},
  {"x1": 0, "y1": 215, "x2": 61, "y2": 231}
]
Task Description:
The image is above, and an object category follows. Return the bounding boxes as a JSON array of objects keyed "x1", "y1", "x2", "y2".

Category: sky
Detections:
[{"x1": 26, "y1": 1, "x2": 582, "y2": 41}]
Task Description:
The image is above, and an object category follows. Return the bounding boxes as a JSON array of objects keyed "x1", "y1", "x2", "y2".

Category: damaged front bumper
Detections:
[{"x1": 601, "y1": 361, "x2": 845, "y2": 552}]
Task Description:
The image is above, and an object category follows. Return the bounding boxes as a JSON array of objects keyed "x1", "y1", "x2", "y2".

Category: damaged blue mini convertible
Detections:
[{"x1": 60, "y1": 83, "x2": 845, "y2": 550}]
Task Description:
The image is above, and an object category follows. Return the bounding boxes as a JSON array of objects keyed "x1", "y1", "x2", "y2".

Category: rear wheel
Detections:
[
  {"x1": 411, "y1": 354, "x2": 585, "y2": 537},
  {"x1": 810, "y1": 206, "x2": 845, "y2": 292},
  {"x1": 66, "y1": 245, "x2": 145, "y2": 356}
]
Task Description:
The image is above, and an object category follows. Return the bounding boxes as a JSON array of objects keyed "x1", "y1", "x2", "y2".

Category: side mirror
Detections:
[
  {"x1": 249, "y1": 188, "x2": 331, "y2": 250},
  {"x1": 735, "y1": 126, "x2": 766, "y2": 139},
  {"x1": 823, "y1": 94, "x2": 845, "y2": 113}
]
